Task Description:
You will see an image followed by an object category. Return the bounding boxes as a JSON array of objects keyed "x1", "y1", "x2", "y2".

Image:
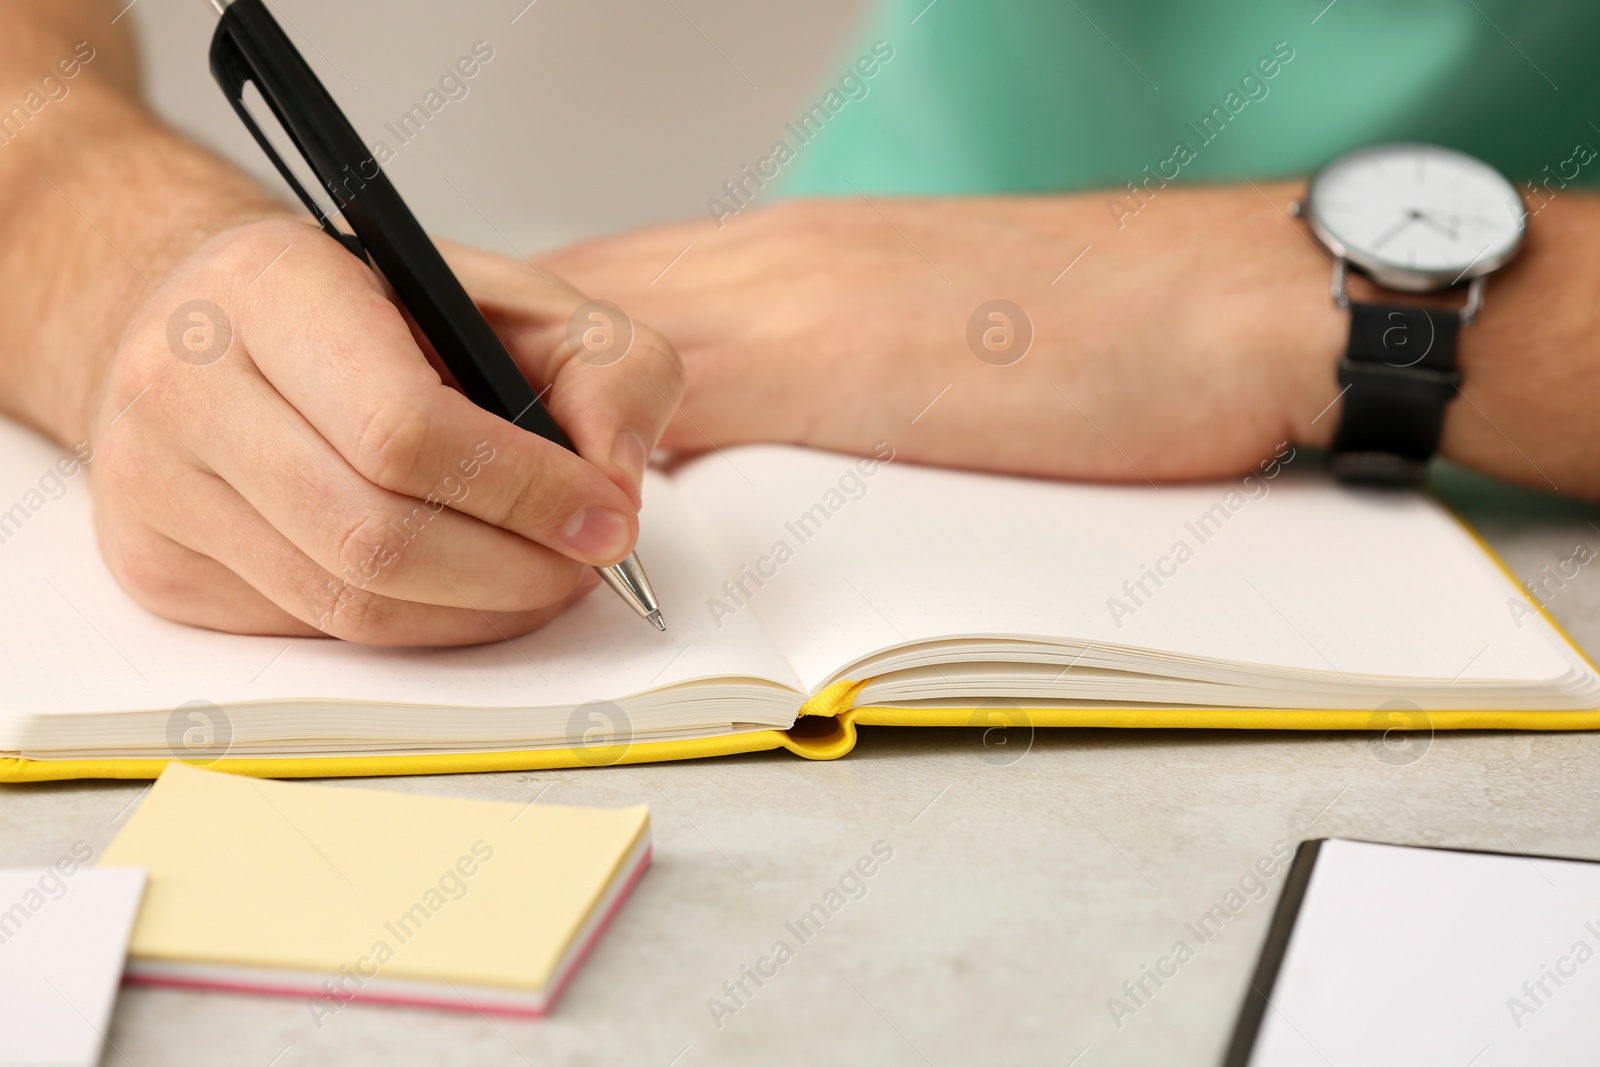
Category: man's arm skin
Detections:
[
  {"x1": 0, "y1": 0, "x2": 685, "y2": 645},
  {"x1": 0, "y1": 0, "x2": 276, "y2": 446},
  {"x1": 543, "y1": 188, "x2": 1600, "y2": 499}
]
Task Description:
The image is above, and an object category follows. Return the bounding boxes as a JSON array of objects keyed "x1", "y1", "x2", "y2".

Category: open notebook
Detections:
[{"x1": 1, "y1": 418, "x2": 1596, "y2": 781}]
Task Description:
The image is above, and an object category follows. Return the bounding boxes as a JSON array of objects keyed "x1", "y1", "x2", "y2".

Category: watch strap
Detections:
[{"x1": 1330, "y1": 302, "x2": 1462, "y2": 487}]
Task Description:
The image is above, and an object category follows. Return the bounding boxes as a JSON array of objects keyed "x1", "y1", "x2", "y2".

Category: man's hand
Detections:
[
  {"x1": 0, "y1": 2, "x2": 683, "y2": 645},
  {"x1": 543, "y1": 192, "x2": 1346, "y2": 482},
  {"x1": 543, "y1": 190, "x2": 1600, "y2": 498},
  {"x1": 86, "y1": 220, "x2": 683, "y2": 645}
]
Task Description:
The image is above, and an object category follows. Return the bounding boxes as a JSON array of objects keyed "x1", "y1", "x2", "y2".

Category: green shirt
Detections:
[{"x1": 777, "y1": 0, "x2": 1600, "y2": 199}]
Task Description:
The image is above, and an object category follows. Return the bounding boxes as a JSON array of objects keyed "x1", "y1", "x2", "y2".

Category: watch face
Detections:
[{"x1": 1307, "y1": 143, "x2": 1526, "y2": 290}]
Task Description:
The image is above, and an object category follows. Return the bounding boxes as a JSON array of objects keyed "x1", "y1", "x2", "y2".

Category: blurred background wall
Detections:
[{"x1": 130, "y1": 0, "x2": 865, "y2": 252}]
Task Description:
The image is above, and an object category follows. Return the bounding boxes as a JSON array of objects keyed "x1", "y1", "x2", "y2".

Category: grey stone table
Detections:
[{"x1": 5, "y1": 464, "x2": 1599, "y2": 1067}]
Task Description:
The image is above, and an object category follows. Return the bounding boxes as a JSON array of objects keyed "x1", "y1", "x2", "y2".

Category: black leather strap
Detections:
[{"x1": 1330, "y1": 302, "x2": 1462, "y2": 487}]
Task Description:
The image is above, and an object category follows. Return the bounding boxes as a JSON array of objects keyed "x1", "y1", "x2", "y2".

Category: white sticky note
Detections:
[{"x1": 0, "y1": 866, "x2": 146, "y2": 1067}]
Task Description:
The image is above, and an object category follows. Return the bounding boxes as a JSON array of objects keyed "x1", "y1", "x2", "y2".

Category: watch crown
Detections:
[{"x1": 1287, "y1": 199, "x2": 1304, "y2": 218}]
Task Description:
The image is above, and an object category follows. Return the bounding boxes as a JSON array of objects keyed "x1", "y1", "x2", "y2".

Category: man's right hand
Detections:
[{"x1": 84, "y1": 219, "x2": 684, "y2": 645}]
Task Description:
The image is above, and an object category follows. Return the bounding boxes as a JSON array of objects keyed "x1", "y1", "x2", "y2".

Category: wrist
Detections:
[
  {"x1": 1231, "y1": 182, "x2": 1349, "y2": 455},
  {"x1": 1270, "y1": 184, "x2": 1596, "y2": 497},
  {"x1": 1259, "y1": 185, "x2": 1494, "y2": 462},
  {"x1": 0, "y1": 82, "x2": 292, "y2": 446}
]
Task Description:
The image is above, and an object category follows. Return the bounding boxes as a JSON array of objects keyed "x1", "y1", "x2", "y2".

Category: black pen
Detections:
[{"x1": 206, "y1": 0, "x2": 664, "y2": 631}]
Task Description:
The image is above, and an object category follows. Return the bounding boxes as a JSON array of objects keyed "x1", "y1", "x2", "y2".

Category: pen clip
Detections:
[{"x1": 209, "y1": 24, "x2": 366, "y2": 260}]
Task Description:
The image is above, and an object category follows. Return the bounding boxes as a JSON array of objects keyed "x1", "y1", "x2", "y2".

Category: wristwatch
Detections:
[{"x1": 1294, "y1": 143, "x2": 1527, "y2": 486}]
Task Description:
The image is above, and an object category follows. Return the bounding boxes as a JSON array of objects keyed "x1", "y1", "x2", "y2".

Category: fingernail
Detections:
[
  {"x1": 611, "y1": 428, "x2": 647, "y2": 497},
  {"x1": 563, "y1": 507, "x2": 631, "y2": 563}
]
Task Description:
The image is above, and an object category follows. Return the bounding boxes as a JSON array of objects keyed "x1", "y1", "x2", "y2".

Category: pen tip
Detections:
[{"x1": 648, "y1": 610, "x2": 666, "y2": 632}]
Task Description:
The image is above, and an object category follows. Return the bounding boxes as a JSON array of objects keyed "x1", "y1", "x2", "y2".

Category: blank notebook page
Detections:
[
  {"x1": 0, "y1": 418, "x2": 799, "y2": 722},
  {"x1": 1250, "y1": 839, "x2": 1600, "y2": 1066},
  {"x1": 672, "y1": 446, "x2": 1579, "y2": 692}
]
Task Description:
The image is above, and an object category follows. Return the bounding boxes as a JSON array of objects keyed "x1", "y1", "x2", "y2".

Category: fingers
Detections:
[
  {"x1": 94, "y1": 522, "x2": 320, "y2": 638},
  {"x1": 535, "y1": 219, "x2": 827, "y2": 455},
  {"x1": 135, "y1": 462, "x2": 594, "y2": 646},
  {"x1": 543, "y1": 323, "x2": 686, "y2": 508},
  {"x1": 538, "y1": 218, "x2": 717, "y2": 309},
  {"x1": 438, "y1": 239, "x2": 686, "y2": 507},
  {"x1": 233, "y1": 227, "x2": 642, "y2": 566},
  {"x1": 167, "y1": 361, "x2": 589, "y2": 614}
]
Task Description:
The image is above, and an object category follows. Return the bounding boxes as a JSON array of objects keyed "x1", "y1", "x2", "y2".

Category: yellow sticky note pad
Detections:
[{"x1": 101, "y1": 763, "x2": 650, "y2": 1016}]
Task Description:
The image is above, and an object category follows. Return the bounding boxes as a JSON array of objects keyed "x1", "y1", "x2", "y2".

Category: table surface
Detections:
[{"x1": 6, "y1": 464, "x2": 1600, "y2": 1067}]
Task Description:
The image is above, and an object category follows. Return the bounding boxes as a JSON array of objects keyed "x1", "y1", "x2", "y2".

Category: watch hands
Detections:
[
  {"x1": 1374, "y1": 207, "x2": 1474, "y2": 251},
  {"x1": 1371, "y1": 210, "x2": 1421, "y2": 250},
  {"x1": 1411, "y1": 209, "x2": 1460, "y2": 241}
]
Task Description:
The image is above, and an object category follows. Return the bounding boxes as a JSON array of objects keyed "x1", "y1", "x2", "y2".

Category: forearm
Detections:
[
  {"x1": 0, "y1": 0, "x2": 289, "y2": 447},
  {"x1": 1396, "y1": 193, "x2": 1600, "y2": 497},
  {"x1": 546, "y1": 182, "x2": 1600, "y2": 498}
]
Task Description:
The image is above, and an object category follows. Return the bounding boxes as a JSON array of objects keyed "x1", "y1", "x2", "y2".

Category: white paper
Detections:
[
  {"x1": 1250, "y1": 839, "x2": 1600, "y2": 1066},
  {"x1": 0, "y1": 418, "x2": 799, "y2": 732},
  {"x1": 671, "y1": 445, "x2": 1582, "y2": 694},
  {"x1": 0, "y1": 866, "x2": 146, "y2": 1067}
]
